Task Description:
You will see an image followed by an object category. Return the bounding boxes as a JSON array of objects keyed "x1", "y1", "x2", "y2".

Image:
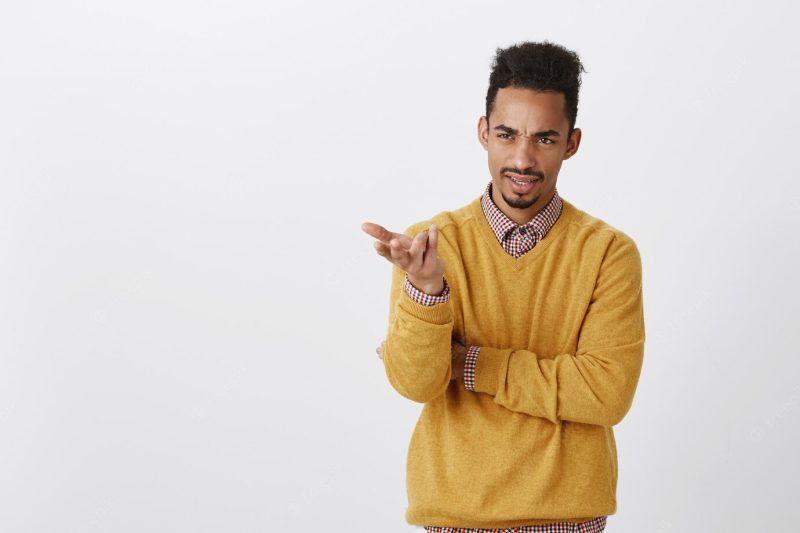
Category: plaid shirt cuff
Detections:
[
  {"x1": 463, "y1": 345, "x2": 480, "y2": 391},
  {"x1": 403, "y1": 274, "x2": 450, "y2": 305}
]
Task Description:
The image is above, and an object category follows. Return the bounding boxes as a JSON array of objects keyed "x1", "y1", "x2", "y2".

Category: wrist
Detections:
[{"x1": 407, "y1": 275, "x2": 444, "y2": 296}]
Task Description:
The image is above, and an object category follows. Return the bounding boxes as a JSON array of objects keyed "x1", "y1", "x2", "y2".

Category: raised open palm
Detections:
[{"x1": 361, "y1": 222, "x2": 445, "y2": 292}]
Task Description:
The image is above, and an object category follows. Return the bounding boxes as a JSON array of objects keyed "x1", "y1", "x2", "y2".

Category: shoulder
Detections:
[
  {"x1": 560, "y1": 199, "x2": 643, "y2": 280},
  {"x1": 562, "y1": 198, "x2": 640, "y2": 251}
]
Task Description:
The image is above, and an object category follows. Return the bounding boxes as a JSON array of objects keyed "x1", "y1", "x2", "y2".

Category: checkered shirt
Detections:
[
  {"x1": 479, "y1": 180, "x2": 563, "y2": 259},
  {"x1": 423, "y1": 515, "x2": 607, "y2": 533}
]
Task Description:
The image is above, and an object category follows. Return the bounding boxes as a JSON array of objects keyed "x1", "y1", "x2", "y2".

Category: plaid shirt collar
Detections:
[{"x1": 480, "y1": 180, "x2": 563, "y2": 256}]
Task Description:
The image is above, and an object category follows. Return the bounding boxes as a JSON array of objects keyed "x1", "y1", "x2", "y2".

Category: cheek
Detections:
[
  {"x1": 544, "y1": 158, "x2": 562, "y2": 178},
  {"x1": 542, "y1": 153, "x2": 563, "y2": 171},
  {"x1": 488, "y1": 148, "x2": 507, "y2": 166},
  {"x1": 490, "y1": 155, "x2": 506, "y2": 174}
]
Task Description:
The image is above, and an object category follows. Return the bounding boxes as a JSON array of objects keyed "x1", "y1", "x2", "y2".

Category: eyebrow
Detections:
[{"x1": 493, "y1": 124, "x2": 561, "y2": 137}]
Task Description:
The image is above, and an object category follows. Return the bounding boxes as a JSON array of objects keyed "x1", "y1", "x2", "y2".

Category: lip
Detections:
[
  {"x1": 505, "y1": 172, "x2": 541, "y2": 183},
  {"x1": 505, "y1": 175, "x2": 540, "y2": 194}
]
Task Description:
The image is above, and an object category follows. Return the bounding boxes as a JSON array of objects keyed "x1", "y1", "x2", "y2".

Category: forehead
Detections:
[{"x1": 490, "y1": 87, "x2": 568, "y2": 132}]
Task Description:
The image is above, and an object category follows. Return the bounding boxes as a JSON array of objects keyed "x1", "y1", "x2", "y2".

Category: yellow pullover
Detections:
[{"x1": 382, "y1": 193, "x2": 645, "y2": 529}]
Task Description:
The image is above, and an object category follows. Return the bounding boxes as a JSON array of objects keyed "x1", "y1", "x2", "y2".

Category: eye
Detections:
[
  {"x1": 538, "y1": 137, "x2": 555, "y2": 144},
  {"x1": 497, "y1": 133, "x2": 513, "y2": 140}
]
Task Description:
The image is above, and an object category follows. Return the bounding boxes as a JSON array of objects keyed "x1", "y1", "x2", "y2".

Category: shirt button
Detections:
[{"x1": 519, "y1": 227, "x2": 527, "y2": 235}]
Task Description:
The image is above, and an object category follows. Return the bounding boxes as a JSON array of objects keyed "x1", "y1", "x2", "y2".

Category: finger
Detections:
[
  {"x1": 388, "y1": 237, "x2": 410, "y2": 267},
  {"x1": 424, "y1": 224, "x2": 438, "y2": 266},
  {"x1": 407, "y1": 230, "x2": 428, "y2": 272},
  {"x1": 417, "y1": 224, "x2": 437, "y2": 272},
  {"x1": 373, "y1": 240, "x2": 410, "y2": 273},
  {"x1": 362, "y1": 222, "x2": 413, "y2": 248},
  {"x1": 361, "y1": 222, "x2": 398, "y2": 243},
  {"x1": 362, "y1": 222, "x2": 415, "y2": 250},
  {"x1": 373, "y1": 241, "x2": 391, "y2": 258},
  {"x1": 374, "y1": 240, "x2": 403, "y2": 267}
]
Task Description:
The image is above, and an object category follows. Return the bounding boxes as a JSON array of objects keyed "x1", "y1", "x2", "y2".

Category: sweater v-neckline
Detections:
[{"x1": 468, "y1": 195, "x2": 578, "y2": 272}]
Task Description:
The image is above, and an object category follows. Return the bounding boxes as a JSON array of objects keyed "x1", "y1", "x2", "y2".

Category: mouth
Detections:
[{"x1": 505, "y1": 174, "x2": 541, "y2": 193}]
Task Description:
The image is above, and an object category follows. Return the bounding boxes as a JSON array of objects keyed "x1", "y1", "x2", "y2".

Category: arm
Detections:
[
  {"x1": 467, "y1": 233, "x2": 645, "y2": 426},
  {"x1": 381, "y1": 225, "x2": 454, "y2": 403}
]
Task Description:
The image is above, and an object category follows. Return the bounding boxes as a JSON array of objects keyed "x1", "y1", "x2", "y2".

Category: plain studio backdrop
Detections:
[{"x1": 1, "y1": 1, "x2": 798, "y2": 531}]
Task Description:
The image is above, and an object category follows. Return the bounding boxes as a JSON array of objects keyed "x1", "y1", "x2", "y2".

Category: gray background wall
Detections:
[{"x1": 1, "y1": 1, "x2": 798, "y2": 531}]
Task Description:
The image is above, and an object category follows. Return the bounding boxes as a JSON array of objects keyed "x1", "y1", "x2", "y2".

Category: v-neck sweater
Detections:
[{"x1": 382, "y1": 192, "x2": 645, "y2": 529}]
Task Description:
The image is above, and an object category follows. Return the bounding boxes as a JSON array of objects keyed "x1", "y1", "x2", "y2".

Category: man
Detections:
[{"x1": 361, "y1": 41, "x2": 645, "y2": 532}]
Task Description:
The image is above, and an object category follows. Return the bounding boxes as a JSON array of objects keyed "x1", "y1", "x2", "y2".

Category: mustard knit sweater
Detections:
[{"x1": 382, "y1": 194, "x2": 645, "y2": 529}]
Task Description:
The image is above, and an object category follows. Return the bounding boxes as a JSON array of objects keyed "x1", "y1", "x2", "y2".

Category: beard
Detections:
[
  {"x1": 502, "y1": 190, "x2": 542, "y2": 210},
  {"x1": 497, "y1": 167, "x2": 546, "y2": 210}
]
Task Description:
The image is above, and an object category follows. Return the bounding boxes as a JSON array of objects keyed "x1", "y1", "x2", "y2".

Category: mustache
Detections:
[{"x1": 502, "y1": 167, "x2": 545, "y2": 180}]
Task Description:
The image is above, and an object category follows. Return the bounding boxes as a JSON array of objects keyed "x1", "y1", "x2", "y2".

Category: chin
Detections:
[{"x1": 505, "y1": 195, "x2": 540, "y2": 210}]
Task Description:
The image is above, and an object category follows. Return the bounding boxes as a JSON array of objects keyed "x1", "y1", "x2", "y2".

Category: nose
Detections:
[{"x1": 511, "y1": 136, "x2": 538, "y2": 171}]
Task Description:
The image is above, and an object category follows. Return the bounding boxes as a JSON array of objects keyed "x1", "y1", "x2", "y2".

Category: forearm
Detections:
[
  {"x1": 383, "y1": 265, "x2": 453, "y2": 403},
  {"x1": 469, "y1": 341, "x2": 644, "y2": 426}
]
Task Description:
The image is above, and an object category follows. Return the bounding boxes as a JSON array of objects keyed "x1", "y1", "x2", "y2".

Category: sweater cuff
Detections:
[
  {"x1": 397, "y1": 276, "x2": 452, "y2": 325},
  {"x1": 472, "y1": 346, "x2": 512, "y2": 396}
]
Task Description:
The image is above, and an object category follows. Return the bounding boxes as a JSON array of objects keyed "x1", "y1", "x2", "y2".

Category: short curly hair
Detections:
[{"x1": 485, "y1": 41, "x2": 586, "y2": 135}]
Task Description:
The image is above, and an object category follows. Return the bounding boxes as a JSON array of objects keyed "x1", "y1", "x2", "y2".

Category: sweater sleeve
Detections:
[
  {"x1": 472, "y1": 233, "x2": 645, "y2": 426},
  {"x1": 382, "y1": 224, "x2": 454, "y2": 404}
]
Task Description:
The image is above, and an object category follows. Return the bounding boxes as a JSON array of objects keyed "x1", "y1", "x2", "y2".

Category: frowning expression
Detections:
[{"x1": 478, "y1": 86, "x2": 581, "y2": 224}]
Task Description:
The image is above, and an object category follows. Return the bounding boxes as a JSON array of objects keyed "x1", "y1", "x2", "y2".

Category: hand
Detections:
[
  {"x1": 450, "y1": 337, "x2": 469, "y2": 382},
  {"x1": 361, "y1": 221, "x2": 446, "y2": 294},
  {"x1": 376, "y1": 339, "x2": 385, "y2": 361}
]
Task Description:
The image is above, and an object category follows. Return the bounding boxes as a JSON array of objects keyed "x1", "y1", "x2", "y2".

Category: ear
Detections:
[
  {"x1": 477, "y1": 116, "x2": 489, "y2": 151},
  {"x1": 563, "y1": 127, "x2": 582, "y2": 160}
]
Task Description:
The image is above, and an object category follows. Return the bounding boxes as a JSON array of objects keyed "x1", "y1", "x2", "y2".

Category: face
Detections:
[{"x1": 478, "y1": 86, "x2": 581, "y2": 225}]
